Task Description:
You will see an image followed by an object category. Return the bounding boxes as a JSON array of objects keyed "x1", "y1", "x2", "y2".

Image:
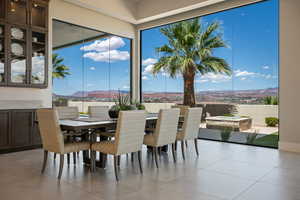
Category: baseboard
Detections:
[{"x1": 279, "y1": 142, "x2": 300, "y2": 153}]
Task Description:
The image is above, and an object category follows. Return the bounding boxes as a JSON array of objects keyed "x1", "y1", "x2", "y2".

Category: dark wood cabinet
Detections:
[
  {"x1": 0, "y1": 109, "x2": 42, "y2": 153},
  {"x1": 11, "y1": 110, "x2": 33, "y2": 147},
  {"x1": 0, "y1": 110, "x2": 10, "y2": 149},
  {"x1": 0, "y1": 0, "x2": 49, "y2": 88}
]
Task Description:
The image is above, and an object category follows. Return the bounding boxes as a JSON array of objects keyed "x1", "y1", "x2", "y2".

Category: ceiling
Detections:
[
  {"x1": 53, "y1": 20, "x2": 109, "y2": 49},
  {"x1": 63, "y1": 0, "x2": 226, "y2": 24}
]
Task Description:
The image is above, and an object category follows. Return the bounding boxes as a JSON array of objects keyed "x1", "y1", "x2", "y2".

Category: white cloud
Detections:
[
  {"x1": 83, "y1": 50, "x2": 130, "y2": 62},
  {"x1": 80, "y1": 36, "x2": 125, "y2": 52},
  {"x1": 142, "y1": 76, "x2": 149, "y2": 80},
  {"x1": 142, "y1": 58, "x2": 158, "y2": 66},
  {"x1": 197, "y1": 72, "x2": 231, "y2": 83},
  {"x1": 234, "y1": 70, "x2": 255, "y2": 77},
  {"x1": 122, "y1": 85, "x2": 130, "y2": 89},
  {"x1": 262, "y1": 66, "x2": 270, "y2": 70},
  {"x1": 90, "y1": 66, "x2": 96, "y2": 70},
  {"x1": 240, "y1": 77, "x2": 247, "y2": 81},
  {"x1": 143, "y1": 64, "x2": 154, "y2": 75}
]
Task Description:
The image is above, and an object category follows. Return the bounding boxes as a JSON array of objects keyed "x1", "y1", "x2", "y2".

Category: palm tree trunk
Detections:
[{"x1": 183, "y1": 69, "x2": 196, "y2": 106}]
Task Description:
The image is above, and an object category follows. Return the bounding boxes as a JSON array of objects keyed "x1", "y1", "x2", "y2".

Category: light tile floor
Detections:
[{"x1": 1, "y1": 140, "x2": 300, "y2": 200}]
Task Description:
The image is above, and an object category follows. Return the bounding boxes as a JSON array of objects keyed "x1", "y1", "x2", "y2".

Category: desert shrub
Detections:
[{"x1": 265, "y1": 117, "x2": 279, "y2": 127}]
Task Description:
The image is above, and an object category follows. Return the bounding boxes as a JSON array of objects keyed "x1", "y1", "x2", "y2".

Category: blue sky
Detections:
[
  {"x1": 53, "y1": 37, "x2": 131, "y2": 95},
  {"x1": 54, "y1": 0, "x2": 278, "y2": 95},
  {"x1": 141, "y1": 0, "x2": 279, "y2": 92}
]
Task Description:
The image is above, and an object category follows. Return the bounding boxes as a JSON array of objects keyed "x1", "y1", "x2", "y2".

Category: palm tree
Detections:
[
  {"x1": 52, "y1": 53, "x2": 70, "y2": 79},
  {"x1": 152, "y1": 19, "x2": 231, "y2": 106}
]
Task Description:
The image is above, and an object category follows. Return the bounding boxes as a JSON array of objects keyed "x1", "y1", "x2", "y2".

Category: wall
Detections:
[
  {"x1": 0, "y1": 0, "x2": 136, "y2": 110},
  {"x1": 279, "y1": 0, "x2": 300, "y2": 152}
]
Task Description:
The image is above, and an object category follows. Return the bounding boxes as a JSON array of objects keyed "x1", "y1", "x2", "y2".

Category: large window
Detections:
[
  {"x1": 141, "y1": 0, "x2": 279, "y2": 148},
  {"x1": 52, "y1": 20, "x2": 131, "y2": 113}
]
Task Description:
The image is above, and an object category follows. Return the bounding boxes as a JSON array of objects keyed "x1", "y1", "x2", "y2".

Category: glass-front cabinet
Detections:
[
  {"x1": 0, "y1": 24, "x2": 5, "y2": 84},
  {"x1": 0, "y1": 0, "x2": 49, "y2": 88},
  {"x1": 9, "y1": 26, "x2": 27, "y2": 84},
  {"x1": 31, "y1": 31, "x2": 46, "y2": 85}
]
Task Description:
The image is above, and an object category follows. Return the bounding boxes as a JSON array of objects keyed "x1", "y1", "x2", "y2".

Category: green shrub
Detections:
[{"x1": 265, "y1": 117, "x2": 279, "y2": 127}]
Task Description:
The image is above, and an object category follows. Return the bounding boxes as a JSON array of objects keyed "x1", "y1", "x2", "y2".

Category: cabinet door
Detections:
[
  {"x1": 8, "y1": 25, "x2": 28, "y2": 85},
  {"x1": 11, "y1": 110, "x2": 33, "y2": 147},
  {"x1": 30, "y1": 30, "x2": 47, "y2": 87},
  {"x1": 0, "y1": 23, "x2": 6, "y2": 85},
  {"x1": 0, "y1": 110, "x2": 10, "y2": 149},
  {"x1": 31, "y1": 111, "x2": 41, "y2": 145},
  {"x1": 7, "y1": 0, "x2": 28, "y2": 25}
]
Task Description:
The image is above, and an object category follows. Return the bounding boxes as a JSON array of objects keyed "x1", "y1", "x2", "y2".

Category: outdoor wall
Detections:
[{"x1": 279, "y1": 0, "x2": 300, "y2": 152}]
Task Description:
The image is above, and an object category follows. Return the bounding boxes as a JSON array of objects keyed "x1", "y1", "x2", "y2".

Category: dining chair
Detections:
[
  {"x1": 55, "y1": 106, "x2": 79, "y2": 120},
  {"x1": 88, "y1": 106, "x2": 110, "y2": 119},
  {"x1": 171, "y1": 105, "x2": 189, "y2": 147},
  {"x1": 90, "y1": 110, "x2": 146, "y2": 181},
  {"x1": 37, "y1": 109, "x2": 90, "y2": 179},
  {"x1": 54, "y1": 106, "x2": 82, "y2": 163},
  {"x1": 88, "y1": 106, "x2": 116, "y2": 139},
  {"x1": 143, "y1": 108, "x2": 180, "y2": 168},
  {"x1": 176, "y1": 108, "x2": 203, "y2": 160}
]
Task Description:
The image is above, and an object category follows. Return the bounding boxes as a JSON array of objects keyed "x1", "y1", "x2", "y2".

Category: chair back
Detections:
[
  {"x1": 114, "y1": 110, "x2": 146, "y2": 155},
  {"x1": 154, "y1": 109, "x2": 180, "y2": 146},
  {"x1": 171, "y1": 105, "x2": 189, "y2": 117},
  {"x1": 55, "y1": 106, "x2": 79, "y2": 120},
  {"x1": 88, "y1": 106, "x2": 110, "y2": 119},
  {"x1": 181, "y1": 108, "x2": 203, "y2": 140},
  {"x1": 37, "y1": 109, "x2": 64, "y2": 153}
]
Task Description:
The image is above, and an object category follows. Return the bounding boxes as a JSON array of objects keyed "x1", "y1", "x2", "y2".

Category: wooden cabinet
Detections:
[
  {"x1": 0, "y1": 0, "x2": 49, "y2": 88},
  {"x1": 0, "y1": 110, "x2": 10, "y2": 149},
  {"x1": 0, "y1": 109, "x2": 42, "y2": 153}
]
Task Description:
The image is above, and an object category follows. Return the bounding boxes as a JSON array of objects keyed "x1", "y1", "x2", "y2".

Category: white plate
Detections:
[
  {"x1": 11, "y1": 43, "x2": 24, "y2": 56},
  {"x1": 11, "y1": 28, "x2": 24, "y2": 40}
]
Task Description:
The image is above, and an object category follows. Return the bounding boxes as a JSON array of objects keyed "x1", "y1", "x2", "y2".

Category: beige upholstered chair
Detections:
[
  {"x1": 54, "y1": 106, "x2": 83, "y2": 163},
  {"x1": 91, "y1": 110, "x2": 146, "y2": 181},
  {"x1": 88, "y1": 106, "x2": 110, "y2": 119},
  {"x1": 143, "y1": 108, "x2": 180, "y2": 168},
  {"x1": 55, "y1": 106, "x2": 79, "y2": 120},
  {"x1": 176, "y1": 108, "x2": 203, "y2": 160},
  {"x1": 88, "y1": 106, "x2": 115, "y2": 139},
  {"x1": 37, "y1": 109, "x2": 90, "y2": 179}
]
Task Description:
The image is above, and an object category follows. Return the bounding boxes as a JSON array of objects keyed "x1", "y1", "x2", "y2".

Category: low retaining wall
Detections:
[{"x1": 68, "y1": 101, "x2": 278, "y2": 126}]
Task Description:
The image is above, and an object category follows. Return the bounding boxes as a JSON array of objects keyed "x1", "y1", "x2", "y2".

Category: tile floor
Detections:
[{"x1": 1, "y1": 140, "x2": 300, "y2": 200}]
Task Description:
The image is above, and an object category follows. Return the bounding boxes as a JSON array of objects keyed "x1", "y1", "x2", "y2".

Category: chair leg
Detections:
[
  {"x1": 114, "y1": 155, "x2": 119, "y2": 181},
  {"x1": 41, "y1": 150, "x2": 48, "y2": 173},
  {"x1": 154, "y1": 147, "x2": 159, "y2": 168},
  {"x1": 131, "y1": 152, "x2": 134, "y2": 163},
  {"x1": 138, "y1": 151, "x2": 143, "y2": 174},
  {"x1": 73, "y1": 152, "x2": 76, "y2": 164},
  {"x1": 118, "y1": 155, "x2": 121, "y2": 167},
  {"x1": 67, "y1": 153, "x2": 70, "y2": 165},
  {"x1": 54, "y1": 153, "x2": 57, "y2": 160},
  {"x1": 90, "y1": 150, "x2": 96, "y2": 172},
  {"x1": 171, "y1": 143, "x2": 176, "y2": 163},
  {"x1": 181, "y1": 140, "x2": 185, "y2": 160},
  {"x1": 194, "y1": 138, "x2": 199, "y2": 156},
  {"x1": 58, "y1": 154, "x2": 64, "y2": 179},
  {"x1": 185, "y1": 140, "x2": 188, "y2": 148}
]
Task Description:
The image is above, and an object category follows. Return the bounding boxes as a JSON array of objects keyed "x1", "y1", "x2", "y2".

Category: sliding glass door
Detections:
[{"x1": 141, "y1": 0, "x2": 279, "y2": 148}]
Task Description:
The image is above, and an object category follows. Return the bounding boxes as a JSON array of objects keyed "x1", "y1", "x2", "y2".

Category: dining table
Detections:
[{"x1": 59, "y1": 113, "x2": 158, "y2": 168}]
